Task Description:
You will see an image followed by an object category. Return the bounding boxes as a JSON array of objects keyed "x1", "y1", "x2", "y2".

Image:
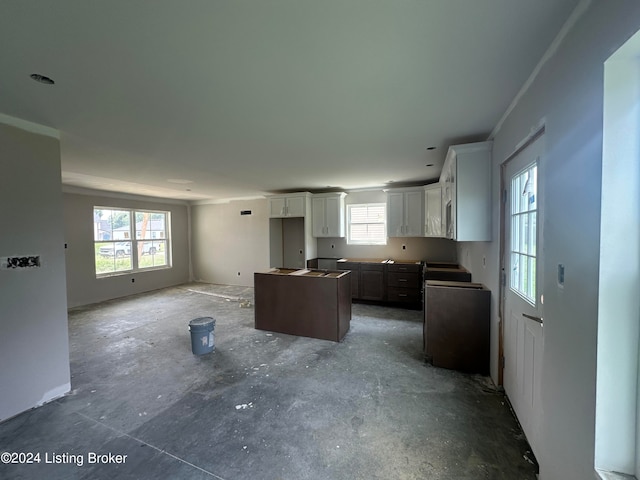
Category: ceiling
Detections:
[{"x1": 0, "y1": 0, "x2": 580, "y2": 202}]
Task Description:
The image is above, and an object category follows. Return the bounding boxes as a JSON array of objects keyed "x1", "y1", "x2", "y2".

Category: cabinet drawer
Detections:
[
  {"x1": 387, "y1": 263, "x2": 421, "y2": 273},
  {"x1": 387, "y1": 287, "x2": 422, "y2": 303},
  {"x1": 339, "y1": 262, "x2": 360, "y2": 271},
  {"x1": 387, "y1": 272, "x2": 420, "y2": 288},
  {"x1": 360, "y1": 263, "x2": 385, "y2": 272}
]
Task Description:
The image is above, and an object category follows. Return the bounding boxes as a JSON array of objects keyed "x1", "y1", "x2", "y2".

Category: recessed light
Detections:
[
  {"x1": 30, "y1": 73, "x2": 55, "y2": 85},
  {"x1": 427, "y1": 146, "x2": 436, "y2": 150}
]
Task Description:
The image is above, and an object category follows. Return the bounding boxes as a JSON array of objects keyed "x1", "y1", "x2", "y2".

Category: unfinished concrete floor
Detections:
[{"x1": 0, "y1": 283, "x2": 537, "y2": 480}]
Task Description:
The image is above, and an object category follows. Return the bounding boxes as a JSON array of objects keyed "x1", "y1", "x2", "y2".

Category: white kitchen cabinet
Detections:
[
  {"x1": 312, "y1": 193, "x2": 346, "y2": 237},
  {"x1": 268, "y1": 193, "x2": 309, "y2": 218},
  {"x1": 268, "y1": 192, "x2": 316, "y2": 269},
  {"x1": 387, "y1": 188, "x2": 424, "y2": 237},
  {"x1": 439, "y1": 141, "x2": 492, "y2": 241},
  {"x1": 424, "y1": 183, "x2": 443, "y2": 237}
]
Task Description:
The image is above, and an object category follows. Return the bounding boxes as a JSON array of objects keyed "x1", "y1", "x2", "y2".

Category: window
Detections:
[
  {"x1": 509, "y1": 163, "x2": 537, "y2": 304},
  {"x1": 93, "y1": 207, "x2": 171, "y2": 276},
  {"x1": 347, "y1": 203, "x2": 387, "y2": 245}
]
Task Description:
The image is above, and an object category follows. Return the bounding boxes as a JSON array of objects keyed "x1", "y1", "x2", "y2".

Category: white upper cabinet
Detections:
[
  {"x1": 424, "y1": 183, "x2": 443, "y2": 237},
  {"x1": 312, "y1": 193, "x2": 346, "y2": 237},
  {"x1": 439, "y1": 141, "x2": 492, "y2": 241},
  {"x1": 268, "y1": 193, "x2": 310, "y2": 218},
  {"x1": 387, "y1": 188, "x2": 424, "y2": 237}
]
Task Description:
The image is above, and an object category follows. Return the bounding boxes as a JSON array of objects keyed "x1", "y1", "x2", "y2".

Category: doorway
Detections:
[{"x1": 501, "y1": 132, "x2": 545, "y2": 459}]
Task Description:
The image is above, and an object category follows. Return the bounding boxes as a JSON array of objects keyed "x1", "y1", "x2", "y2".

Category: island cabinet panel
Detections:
[{"x1": 254, "y1": 269, "x2": 351, "y2": 342}]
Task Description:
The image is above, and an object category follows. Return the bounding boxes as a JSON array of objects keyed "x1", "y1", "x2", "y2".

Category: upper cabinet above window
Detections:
[{"x1": 386, "y1": 187, "x2": 424, "y2": 237}]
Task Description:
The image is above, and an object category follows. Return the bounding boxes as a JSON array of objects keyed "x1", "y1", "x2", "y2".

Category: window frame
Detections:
[
  {"x1": 508, "y1": 163, "x2": 538, "y2": 306},
  {"x1": 346, "y1": 203, "x2": 387, "y2": 246},
  {"x1": 93, "y1": 207, "x2": 172, "y2": 278}
]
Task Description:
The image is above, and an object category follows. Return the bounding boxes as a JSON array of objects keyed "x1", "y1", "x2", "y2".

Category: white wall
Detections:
[
  {"x1": 191, "y1": 199, "x2": 271, "y2": 287},
  {"x1": 0, "y1": 121, "x2": 71, "y2": 421},
  {"x1": 63, "y1": 191, "x2": 190, "y2": 308},
  {"x1": 457, "y1": 1, "x2": 640, "y2": 478}
]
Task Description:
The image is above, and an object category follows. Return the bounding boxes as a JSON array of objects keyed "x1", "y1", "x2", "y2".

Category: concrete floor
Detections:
[{"x1": 0, "y1": 283, "x2": 537, "y2": 480}]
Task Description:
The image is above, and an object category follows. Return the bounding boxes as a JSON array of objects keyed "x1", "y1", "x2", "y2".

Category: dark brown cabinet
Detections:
[
  {"x1": 386, "y1": 262, "x2": 422, "y2": 306},
  {"x1": 254, "y1": 268, "x2": 351, "y2": 342},
  {"x1": 424, "y1": 280, "x2": 490, "y2": 374},
  {"x1": 360, "y1": 264, "x2": 385, "y2": 301},
  {"x1": 340, "y1": 262, "x2": 360, "y2": 299},
  {"x1": 425, "y1": 262, "x2": 472, "y2": 282},
  {"x1": 336, "y1": 259, "x2": 423, "y2": 307}
]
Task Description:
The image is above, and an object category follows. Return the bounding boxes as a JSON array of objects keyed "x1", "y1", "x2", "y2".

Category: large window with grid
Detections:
[
  {"x1": 93, "y1": 207, "x2": 171, "y2": 276},
  {"x1": 347, "y1": 203, "x2": 387, "y2": 245}
]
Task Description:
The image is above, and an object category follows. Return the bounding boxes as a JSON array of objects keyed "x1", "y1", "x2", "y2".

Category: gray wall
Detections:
[
  {"x1": 63, "y1": 191, "x2": 190, "y2": 308},
  {"x1": 191, "y1": 192, "x2": 457, "y2": 287},
  {"x1": 191, "y1": 198, "x2": 271, "y2": 287},
  {"x1": 457, "y1": 1, "x2": 640, "y2": 478},
  {"x1": 0, "y1": 121, "x2": 71, "y2": 421}
]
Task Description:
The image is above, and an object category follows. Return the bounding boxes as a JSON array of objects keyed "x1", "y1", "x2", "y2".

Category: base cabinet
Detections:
[
  {"x1": 340, "y1": 262, "x2": 361, "y2": 299},
  {"x1": 337, "y1": 259, "x2": 423, "y2": 307},
  {"x1": 360, "y1": 264, "x2": 385, "y2": 301},
  {"x1": 424, "y1": 280, "x2": 490, "y2": 374}
]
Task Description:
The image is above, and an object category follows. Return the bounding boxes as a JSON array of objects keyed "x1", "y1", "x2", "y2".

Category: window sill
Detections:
[
  {"x1": 597, "y1": 469, "x2": 636, "y2": 480},
  {"x1": 96, "y1": 265, "x2": 172, "y2": 279}
]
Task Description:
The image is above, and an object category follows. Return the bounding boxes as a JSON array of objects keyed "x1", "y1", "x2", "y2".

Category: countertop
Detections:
[{"x1": 336, "y1": 258, "x2": 422, "y2": 265}]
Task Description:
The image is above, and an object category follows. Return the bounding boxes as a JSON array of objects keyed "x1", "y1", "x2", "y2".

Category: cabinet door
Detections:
[
  {"x1": 404, "y1": 190, "x2": 424, "y2": 236},
  {"x1": 424, "y1": 186, "x2": 443, "y2": 237},
  {"x1": 387, "y1": 192, "x2": 405, "y2": 237},
  {"x1": 269, "y1": 197, "x2": 287, "y2": 218},
  {"x1": 360, "y1": 265, "x2": 385, "y2": 301},
  {"x1": 286, "y1": 196, "x2": 306, "y2": 217},
  {"x1": 312, "y1": 197, "x2": 326, "y2": 236},
  {"x1": 341, "y1": 262, "x2": 360, "y2": 298},
  {"x1": 324, "y1": 196, "x2": 344, "y2": 237}
]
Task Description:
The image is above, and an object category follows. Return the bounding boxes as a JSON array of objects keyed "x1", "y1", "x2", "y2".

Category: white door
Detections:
[
  {"x1": 404, "y1": 190, "x2": 424, "y2": 236},
  {"x1": 285, "y1": 196, "x2": 305, "y2": 217},
  {"x1": 324, "y1": 196, "x2": 342, "y2": 237},
  {"x1": 387, "y1": 192, "x2": 405, "y2": 236},
  {"x1": 502, "y1": 136, "x2": 544, "y2": 458},
  {"x1": 424, "y1": 184, "x2": 443, "y2": 237},
  {"x1": 312, "y1": 197, "x2": 326, "y2": 237}
]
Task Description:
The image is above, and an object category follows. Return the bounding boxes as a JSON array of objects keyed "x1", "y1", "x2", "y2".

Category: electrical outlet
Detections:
[
  {"x1": 402, "y1": 244, "x2": 406, "y2": 250},
  {"x1": 1, "y1": 256, "x2": 41, "y2": 270}
]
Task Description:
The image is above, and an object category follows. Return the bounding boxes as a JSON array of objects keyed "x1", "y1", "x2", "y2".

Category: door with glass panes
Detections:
[{"x1": 502, "y1": 135, "x2": 544, "y2": 459}]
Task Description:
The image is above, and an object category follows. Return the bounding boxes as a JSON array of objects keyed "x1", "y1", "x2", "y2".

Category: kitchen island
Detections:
[{"x1": 254, "y1": 268, "x2": 351, "y2": 342}]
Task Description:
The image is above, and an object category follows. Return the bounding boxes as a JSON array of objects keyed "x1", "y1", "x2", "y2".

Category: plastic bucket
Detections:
[{"x1": 189, "y1": 317, "x2": 215, "y2": 355}]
